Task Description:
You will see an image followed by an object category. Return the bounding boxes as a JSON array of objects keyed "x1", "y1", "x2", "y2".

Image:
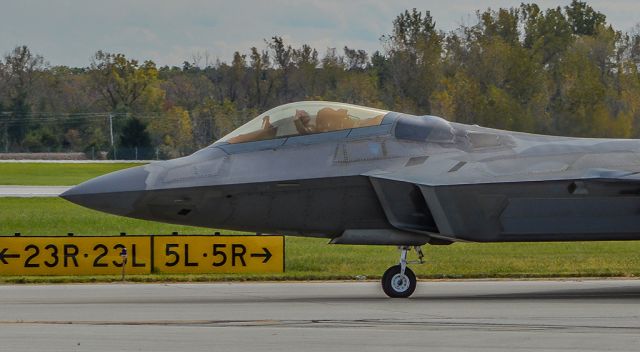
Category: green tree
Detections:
[
  {"x1": 565, "y1": 0, "x2": 607, "y2": 36},
  {"x1": 266, "y1": 36, "x2": 294, "y2": 101},
  {"x1": 381, "y1": 9, "x2": 443, "y2": 113},
  {"x1": 521, "y1": 4, "x2": 573, "y2": 66},
  {"x1": 118, "y1": 117, "x2": 152, "y2": 159},
  {"x1": 0, "y1": 45, "x2": 46, "y2": 150},
  {"x1": 555, "y1": 39, "x2": 609, "y2": 136},
  {"x1": 435, "y1": 8, "x2": 548, "y2": 132},
  {"x1": 291, "y1": 44, "x2": 319, "y2": 99},
  {"x1": 248, "y1": 47, "x2": 273, "y2": 109},
  {"x1": 344, "y1": 47, "x2": 369, "y2": 71}
]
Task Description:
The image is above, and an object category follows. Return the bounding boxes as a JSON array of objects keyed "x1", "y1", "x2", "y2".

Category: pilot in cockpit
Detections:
[
  {"x1": 227, "y1": 115, "x2": 277, "y2": 143},
  {"x1": 225, "y1": 103, "x2": 386, "y2": 144},
  {"x1": 293, "y1": 109, "x2": 315, "y2": 135}
]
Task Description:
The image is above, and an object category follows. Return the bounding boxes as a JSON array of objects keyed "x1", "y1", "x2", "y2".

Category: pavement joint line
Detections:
[{"x1": 1, "y1": 319, "x2": 639, "y2": 332}]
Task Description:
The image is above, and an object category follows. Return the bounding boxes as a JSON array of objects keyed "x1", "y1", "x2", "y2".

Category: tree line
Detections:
[{"x1": 1, "y1": 1, "x2": 639, "y2": 159}]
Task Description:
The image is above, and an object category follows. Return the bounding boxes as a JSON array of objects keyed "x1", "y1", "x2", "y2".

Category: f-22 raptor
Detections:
[{"x1": 62, "y1": 101, "x2": 640, "y2": 297}]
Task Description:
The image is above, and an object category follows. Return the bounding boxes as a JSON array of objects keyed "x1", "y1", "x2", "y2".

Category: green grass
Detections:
[
  {"x1": 2, "y1": 197, "x2": 640, "y2": 283},
  {"x1": 0, "y1": 162, "x2": 143, "y2": 185},
  {"x1": 0, "y1": 197, "x2": 212, "y2": 236}
]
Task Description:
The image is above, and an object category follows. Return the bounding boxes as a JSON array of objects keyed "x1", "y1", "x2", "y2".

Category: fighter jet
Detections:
[{"x1": 61, "y1": 101, "x2": 640, "y2": 297}]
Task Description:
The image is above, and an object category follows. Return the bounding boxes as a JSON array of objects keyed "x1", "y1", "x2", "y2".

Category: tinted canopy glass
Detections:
[
  {"x1": 394, "y1": 115, "x2": 455, "y2": 143},
  {"x1": 219, "y1": 102, "x2": 389, "y2": 144}
]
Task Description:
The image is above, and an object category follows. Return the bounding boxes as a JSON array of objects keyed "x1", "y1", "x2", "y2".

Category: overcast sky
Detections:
[{"x1": 0, "y1": 0, "x2": 639, "y2": 68}]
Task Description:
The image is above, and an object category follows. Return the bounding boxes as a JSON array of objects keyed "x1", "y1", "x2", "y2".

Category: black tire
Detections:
[{"x1": 381, "y1": 264, "x2": 416, "y2": 298}]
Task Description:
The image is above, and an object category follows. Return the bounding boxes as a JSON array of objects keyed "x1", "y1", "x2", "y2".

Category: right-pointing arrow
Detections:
[{"x1": 250, "y1": 247, "x2": 272, "y2": 263}]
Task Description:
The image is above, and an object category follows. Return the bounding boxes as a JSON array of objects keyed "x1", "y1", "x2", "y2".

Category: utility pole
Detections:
[
  {"x1": 109, "y1": 113, "x2": 117, "y2": 160},
  {"x1": 3, "y1": 125, "x2": 7, "y2": 153}
]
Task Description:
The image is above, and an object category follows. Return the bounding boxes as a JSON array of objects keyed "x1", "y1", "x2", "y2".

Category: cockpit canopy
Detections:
[{"x1": 218, "y1": 101, "x2": 389, "y2": 144}]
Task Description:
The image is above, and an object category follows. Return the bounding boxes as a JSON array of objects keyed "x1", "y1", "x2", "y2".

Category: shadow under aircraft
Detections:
[{"x1": 62, "y1": 101, "x2": 640, "y2": 297}]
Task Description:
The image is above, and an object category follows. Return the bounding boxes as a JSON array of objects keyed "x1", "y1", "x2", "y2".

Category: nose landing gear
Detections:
[{"x1": 381, "y1": 246, "x2": 423, "y2": 298}]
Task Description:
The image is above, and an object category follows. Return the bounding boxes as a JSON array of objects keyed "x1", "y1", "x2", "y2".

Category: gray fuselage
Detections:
[{"x1": 62, "y1": 106, "x2": 640, "y2": 246}]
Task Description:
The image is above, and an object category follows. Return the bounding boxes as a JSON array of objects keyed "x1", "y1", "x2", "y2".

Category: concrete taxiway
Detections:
[
  {"x1": 0, "y1": 185, "x2": 71, "y2": 197},
  {"x1": 1, "y1": 280, "x2": 640, "y2": 351}
]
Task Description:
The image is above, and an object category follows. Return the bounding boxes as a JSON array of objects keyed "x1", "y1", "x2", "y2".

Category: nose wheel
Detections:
[{"x1": 381, "y1": 246, "x2": 423, "y2": 298}]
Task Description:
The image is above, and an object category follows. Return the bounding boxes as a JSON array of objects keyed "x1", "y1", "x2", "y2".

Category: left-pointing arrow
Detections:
[{"x1": 0, "y1": 248, "x2": 20, "y2": 264}]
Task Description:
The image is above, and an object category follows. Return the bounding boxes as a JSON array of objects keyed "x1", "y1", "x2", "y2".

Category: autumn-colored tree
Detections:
[
  {"x1": 148, "y1": 106, "x2": 194, "y2": 158},
  {"x1": 90, "y1": 51, "x2": 161, "y2": 112}
]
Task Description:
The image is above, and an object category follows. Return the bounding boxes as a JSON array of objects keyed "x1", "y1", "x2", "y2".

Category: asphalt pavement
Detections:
[{"x1": 1, "y1": 280, "x2": 639, "y2": 351}]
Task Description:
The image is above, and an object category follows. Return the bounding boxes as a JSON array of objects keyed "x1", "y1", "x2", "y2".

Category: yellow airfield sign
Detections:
[
  {"x1": 0, "y1": 235, "x2": 284, "y2": 276},
  {"x1": 0, "y1": 237, "x2": 150, "y2": 276},
  {"x1": 153, "y1": 236, "x2": 284, "y2": 274}
]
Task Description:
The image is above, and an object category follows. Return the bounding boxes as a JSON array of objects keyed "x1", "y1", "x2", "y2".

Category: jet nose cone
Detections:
[{"x1": 60, "y1": 165, "x2": 150, "y2": 216}]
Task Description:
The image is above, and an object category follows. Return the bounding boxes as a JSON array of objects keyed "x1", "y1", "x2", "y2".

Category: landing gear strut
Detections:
[{"x1": 381, "y1": 246, "x2": 423, "y2": 298}]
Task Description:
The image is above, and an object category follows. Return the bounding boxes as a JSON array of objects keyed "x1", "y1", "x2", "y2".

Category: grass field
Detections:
[
  {"x1": 0, "y1": 162, "x2": 142, "y2": 185},
  {"x1": 2, "y1": 197, "x2": 640, "y2": 283}
]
